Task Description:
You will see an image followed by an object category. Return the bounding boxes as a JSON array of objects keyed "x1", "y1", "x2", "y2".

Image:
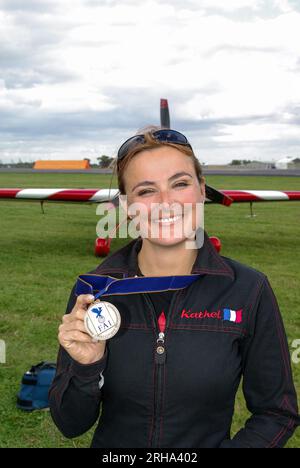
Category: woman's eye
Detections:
[
  {"x1": 137, "y1": 181, "x2": 190, "y2": 196},
  {"x1": 137, "y1": 189, "x2": 154, "y2": 196},
  {"x1": 174, "y1": 181, "x2": 189, "y2": 188}
]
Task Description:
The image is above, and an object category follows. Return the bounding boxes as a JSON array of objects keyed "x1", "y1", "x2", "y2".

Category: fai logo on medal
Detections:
[
  {"x1": 85, "y1": 301, "x2": 121, "y2": 341},
  {"x1": 91, "y1": 306, "x2": 105, "y2": 324}
]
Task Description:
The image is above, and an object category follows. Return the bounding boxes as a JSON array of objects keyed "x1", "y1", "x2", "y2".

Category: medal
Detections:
[
  {"x1": 78, "y1": 273, "x2": 202, "y2": 341},
  {"x1": 84, "y1": 300, "x2": 121, "y2": 341}
]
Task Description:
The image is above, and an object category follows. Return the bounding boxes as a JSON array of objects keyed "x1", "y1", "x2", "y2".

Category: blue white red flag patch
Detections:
[{"x1": 223, "y1": 308, "x2": 242, "y2": 323}]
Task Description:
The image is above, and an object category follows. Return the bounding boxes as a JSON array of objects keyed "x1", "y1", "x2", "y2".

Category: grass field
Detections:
[{"x1": 0, "y1": 172, "x2": 299, "y2": 448}]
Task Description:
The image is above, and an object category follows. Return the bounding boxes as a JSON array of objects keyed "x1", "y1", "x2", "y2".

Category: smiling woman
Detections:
[
  {"x1": 49, "y1": 127, "x2": 299, "y2": 449},
  {"x1": 116, "y1": 127, "x2": 206, "y2": 265}
]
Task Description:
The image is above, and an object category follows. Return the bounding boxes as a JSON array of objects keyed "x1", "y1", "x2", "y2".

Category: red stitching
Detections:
[
  {"x1": 283, "y1": 394, "x2": 297, "y2": 414},
  {"x1": 206, "y1": 238, "x2": 235, "y2": 278},
  {"x1": 146, "y1": 290, "x2": 184, "y2": 447},
  {"x1": 170, "y1": 324, "x2": 245, "y2": 331},
  {"x1": 147, "y1": 327, "x2": 158, "y2": 447},
  {"x1": 266, "y1": 282, "x2": 288, "y2": 375},
  {"x1": 267, "y1": 397, "x2": 294, "y2": 447},
  {"x1": 154, "y1": 290, "x2": 183, "y2": 447},
  {"x1": 245, "y1": 277, "x2": 266, "y2": 328},
  {"x1": 266, "y1": 280, "x2": 290, "y2": 380},
  {"x1": 159, "y1": 362, "x2": 166, "y2": 447},
  {"x1": 268, "y1": 417, "x2": 294, "y2": 448},
  {"x1": 267, "y1": 410, "x2": 283, "y2": 417},
  {"x1": 120, "y1": 324, "x2": 149, "y2": 329},
  {"x1": 158, "y1": 363, "x2": 166, "y2": 447},
  {"x1": 168, "y1": 289, "x2": 186, "y2": 324},
  {"x1": 170, "y1": 324, "x2": 247, "y2": 336},
  {"x1": 192, "y1": 267, "x2": 230, "y2": 274}
]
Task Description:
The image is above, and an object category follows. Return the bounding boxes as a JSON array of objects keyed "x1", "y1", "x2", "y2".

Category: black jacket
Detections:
[{"x1": 49, "y1": 233, "x2": 299, "y2": 448}]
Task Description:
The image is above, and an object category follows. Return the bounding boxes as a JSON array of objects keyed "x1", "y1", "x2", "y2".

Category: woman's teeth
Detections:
[{"x1": 154, "y1": 215, "x2": 182, "y2": 224}]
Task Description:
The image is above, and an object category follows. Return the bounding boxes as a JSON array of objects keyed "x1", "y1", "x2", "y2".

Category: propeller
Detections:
[
  {"x1": 160, "y1": 98, "x2": 170, "y2": 128},
  {"x1": 160, "y1": 98, "x2": 232, "y2": 207}
]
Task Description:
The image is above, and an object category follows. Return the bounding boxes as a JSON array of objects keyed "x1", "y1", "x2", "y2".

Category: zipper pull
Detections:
[
  {"x1": 155, "y1": 332, "x2": 166, "y2": 364},
  {"x1": 155, "y1": 311, "x2": 166, "y2": 364}
]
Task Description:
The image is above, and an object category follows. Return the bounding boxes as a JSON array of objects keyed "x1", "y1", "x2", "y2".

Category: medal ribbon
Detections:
[{"x1": 76, "y1": 274, "x2": 201, "y2": 299}]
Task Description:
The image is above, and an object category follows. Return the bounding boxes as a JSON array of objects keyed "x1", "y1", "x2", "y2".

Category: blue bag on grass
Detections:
[{"x1": 17, "y1": 361, "x2": 56, "y2": 411}]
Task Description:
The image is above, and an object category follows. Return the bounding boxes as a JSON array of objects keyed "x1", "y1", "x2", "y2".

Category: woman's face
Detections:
[{"x1": 122, "y1": 145, "x2": 205, "y2": 247}]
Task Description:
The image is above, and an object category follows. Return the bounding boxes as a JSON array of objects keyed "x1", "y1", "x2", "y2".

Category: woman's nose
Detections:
[{"x1": 156, "y1": 190, "x2": 173, "y2": 205}]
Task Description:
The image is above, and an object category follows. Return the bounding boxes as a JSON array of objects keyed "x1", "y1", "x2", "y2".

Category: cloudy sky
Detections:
[{"x1": 0, "y1": 0, "x2": 300, "y2": 164}]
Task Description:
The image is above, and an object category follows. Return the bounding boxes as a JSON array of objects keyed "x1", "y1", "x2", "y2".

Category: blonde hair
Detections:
[{"x1": 115, "y1": 127, "x2": 204, "y2": 195}]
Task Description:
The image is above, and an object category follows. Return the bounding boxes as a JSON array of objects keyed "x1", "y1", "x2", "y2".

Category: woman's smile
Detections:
[{"x1": 153, "y1": 214, "x2": 183, "y2": 225}]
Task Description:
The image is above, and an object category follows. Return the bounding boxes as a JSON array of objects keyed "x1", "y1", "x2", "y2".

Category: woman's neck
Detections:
[{"x1": 137, "y1": 240, "x2": 198, "y2": 276}]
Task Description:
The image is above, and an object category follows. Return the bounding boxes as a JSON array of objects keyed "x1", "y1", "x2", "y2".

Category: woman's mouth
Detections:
[{"x1": 153, "y1": 215, "x2": 182, "y2": 225}]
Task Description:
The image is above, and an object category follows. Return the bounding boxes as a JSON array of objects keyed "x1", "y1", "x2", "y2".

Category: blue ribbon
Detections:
[{"x1": 76, "y1": 274, "x2": 201, "y2": 299}]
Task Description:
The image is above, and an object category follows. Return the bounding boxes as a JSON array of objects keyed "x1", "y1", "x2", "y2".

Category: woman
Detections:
[{"x1": 49, "y1": 128, "x2": 299, "y2": 448}]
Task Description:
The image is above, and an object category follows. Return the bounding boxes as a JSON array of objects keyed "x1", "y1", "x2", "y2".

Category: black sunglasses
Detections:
[{"x1": 117, "y1": 129, "x2": 193, "y2": 162}]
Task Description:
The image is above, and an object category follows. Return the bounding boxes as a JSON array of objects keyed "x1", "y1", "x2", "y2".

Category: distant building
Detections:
[
  {"x1": 34, "y1": 160, "x2": 90, "y2": 170},
  {"x1": 274, "y1": 157, "x2": 299, "y2": 170}
]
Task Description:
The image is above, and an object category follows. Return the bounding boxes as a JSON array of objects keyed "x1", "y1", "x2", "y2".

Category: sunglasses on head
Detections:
[{"x1": 117, "y1": 129, "x2": 193, "y2": 162}]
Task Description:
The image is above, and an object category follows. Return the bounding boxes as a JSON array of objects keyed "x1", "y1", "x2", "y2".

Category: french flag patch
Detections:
[{"x1": 223, "y1": 308, "x2": 242, "y2": 323}]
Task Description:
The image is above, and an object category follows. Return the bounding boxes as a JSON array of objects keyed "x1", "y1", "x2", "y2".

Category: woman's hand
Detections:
[{"x1": 58, "y1": 294, "x2": 106, "y2": 365}]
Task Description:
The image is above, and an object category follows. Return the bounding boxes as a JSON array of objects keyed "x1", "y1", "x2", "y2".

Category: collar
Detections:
[{"x1": 95, "y1": 231, "x2": 234, "y2": 280}]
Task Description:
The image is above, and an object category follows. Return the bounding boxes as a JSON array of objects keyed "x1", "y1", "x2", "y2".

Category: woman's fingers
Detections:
[
  {"x1": 59, "y1": 320, "x2": 87, "y2": 334},
  {"x1": 62, "y1": 294, "x2": 95, "y2": 323},
  {"x1": 75, "y1": 294, "x2": 95, "y2": 311},
  {"x1": 62, "y1": 308, "x2": 86, "y2": 323},
  {"x1": 59, "y1": 329, "x2": 94, "y2": 345},
  {"x1": 58, "y1": 295, "x2": 107, "y2": 364}
]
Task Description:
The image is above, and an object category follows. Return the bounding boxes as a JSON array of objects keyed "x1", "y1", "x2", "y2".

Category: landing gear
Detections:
[
  {"x1": 246, "y1": 201, "x2": 256, "y2": 218},
  {"x1": 209, "y1": 236, "x2": 222, "y2": 253},
  {"x1": 95, "y1": 238, "x2": 111, "y2": 257}
]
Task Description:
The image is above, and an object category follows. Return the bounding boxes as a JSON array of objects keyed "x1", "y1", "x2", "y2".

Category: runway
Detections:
[
  {"x1": 0, "y1": 168, "x2": 299, "y2": 176},
  {"x1": 202, "y1": 169, "x2": 300, "y2": 176}
]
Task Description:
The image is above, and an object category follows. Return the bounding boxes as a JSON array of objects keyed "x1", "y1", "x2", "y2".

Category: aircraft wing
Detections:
[
  {"x1": 0, "y1": 188, "x2": 119, "y2": 203},
  {"x1": 217, "y1": 190, "x2": 300, "y2": 203},
  {"x1": 0, "y1": 188, "x2": 300, "y2": 203}
]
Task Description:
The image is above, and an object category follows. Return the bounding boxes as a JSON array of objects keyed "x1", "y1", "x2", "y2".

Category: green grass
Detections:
[{"x1": 0, "y1": 172, "x2": 299, "y2": 448}]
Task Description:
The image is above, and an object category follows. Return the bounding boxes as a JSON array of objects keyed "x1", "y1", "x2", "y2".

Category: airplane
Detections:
[{"x1": 1, "y1": 99, "x2": 300, "y2": 256}]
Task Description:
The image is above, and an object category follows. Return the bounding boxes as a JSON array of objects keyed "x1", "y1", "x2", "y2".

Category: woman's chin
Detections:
[{"x1": 144, "y1": 235, "x2": 189, "y2": 247}]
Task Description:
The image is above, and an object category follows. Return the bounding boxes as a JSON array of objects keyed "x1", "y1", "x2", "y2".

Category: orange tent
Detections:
[{"x1": 34, "y1": 160, "x2": 90, "y2": 170}]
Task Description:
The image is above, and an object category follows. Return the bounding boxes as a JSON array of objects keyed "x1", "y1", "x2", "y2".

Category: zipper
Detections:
[
  {"x1": 144, "y1": 292, "x2": 179, "y2": 447},
  {"x1": 155, "y1": 313, "x2": 166, "y2": 364}
]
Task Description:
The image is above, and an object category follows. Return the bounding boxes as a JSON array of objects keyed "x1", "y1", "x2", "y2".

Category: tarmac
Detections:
[{"x1": 0, "y1": 168, "x2": 299, "y2": 176}]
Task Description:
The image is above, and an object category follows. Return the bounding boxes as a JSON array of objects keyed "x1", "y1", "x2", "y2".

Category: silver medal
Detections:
[{"x1": 84, "y1": 300, "x2": 121, "y2": 341}]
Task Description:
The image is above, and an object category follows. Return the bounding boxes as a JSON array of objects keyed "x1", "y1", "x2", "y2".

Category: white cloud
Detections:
[
  {"x1": 0, "y1": 0, "x2": 300, "y2": 163},
  {"x1": 214, "y1": 121, "x2": 300, "y2": 143}
]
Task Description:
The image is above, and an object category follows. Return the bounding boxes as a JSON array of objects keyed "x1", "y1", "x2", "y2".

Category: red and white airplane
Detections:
[{"x1": 1, "y1": 99, "x2": 300, "y2": 256}]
